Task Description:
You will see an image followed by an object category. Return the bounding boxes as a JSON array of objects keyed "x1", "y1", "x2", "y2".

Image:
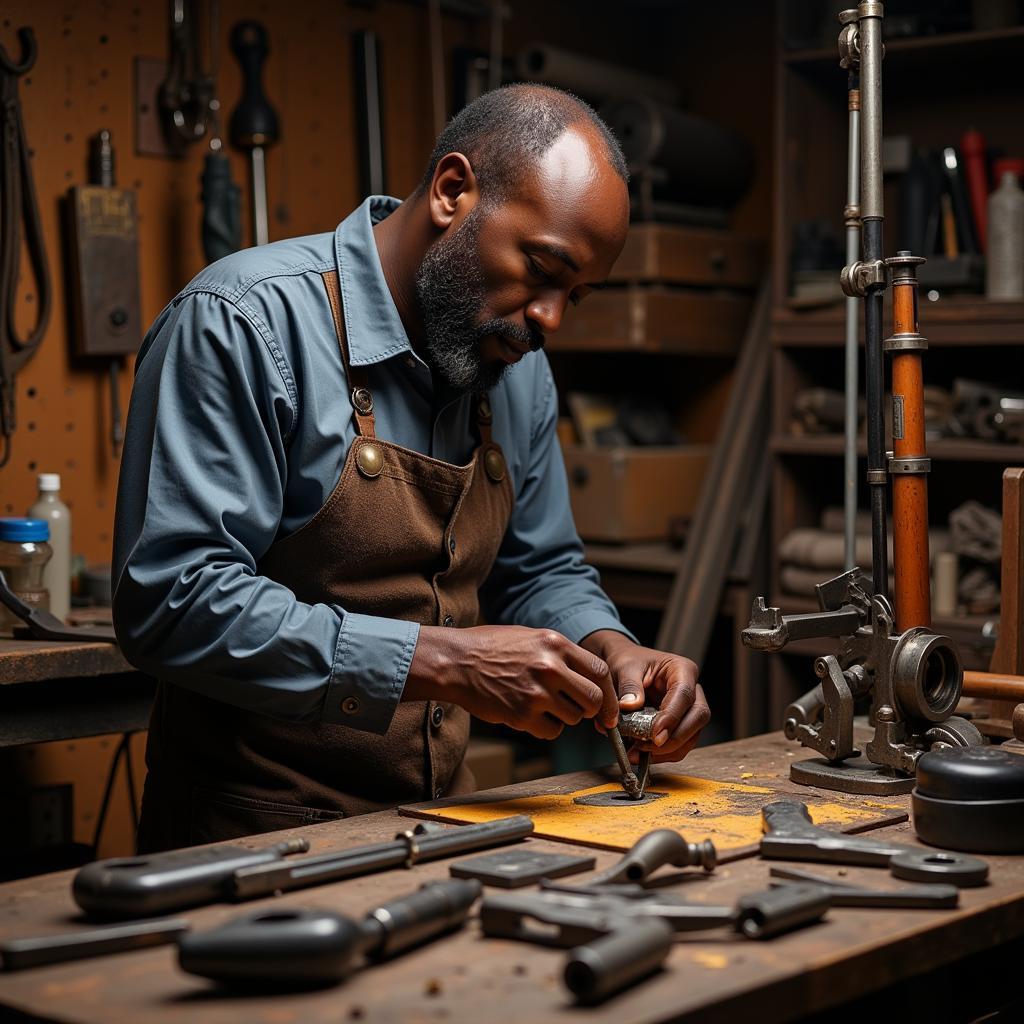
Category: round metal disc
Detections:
[
  {"x1": 889, "y1": 849, "x2": 989, "y2": 887},
  {"x1": 573, "y1": 791, "x2": 668, "y2": 807}
]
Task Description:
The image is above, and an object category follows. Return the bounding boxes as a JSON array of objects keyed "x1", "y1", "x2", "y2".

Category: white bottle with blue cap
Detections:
[{"x1": 27, "y1": 474, "x2": 72, "y2": 621}]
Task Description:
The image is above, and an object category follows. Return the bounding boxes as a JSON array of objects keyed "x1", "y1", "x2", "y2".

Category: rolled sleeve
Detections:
[{"x1": 323, "y1": 612, "x2": 420, "y2": 729}]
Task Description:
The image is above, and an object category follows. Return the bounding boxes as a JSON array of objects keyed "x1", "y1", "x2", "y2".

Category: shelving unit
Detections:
[{"x1": 767, "y1": 5, "x2": 1024, "y2": 722}]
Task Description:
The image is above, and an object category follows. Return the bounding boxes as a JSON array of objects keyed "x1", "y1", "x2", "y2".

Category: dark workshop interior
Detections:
[{"x1": 1, "y1": 0, "x2": 1023, "y2": 1020}]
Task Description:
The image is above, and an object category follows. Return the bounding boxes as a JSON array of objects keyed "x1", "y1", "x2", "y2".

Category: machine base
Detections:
[{"x1": 790, "y1": 754, "x2": 915, "y2": 795}]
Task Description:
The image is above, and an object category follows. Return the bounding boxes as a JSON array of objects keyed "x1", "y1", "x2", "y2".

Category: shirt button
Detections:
[
  {"x1": 431, "y1": 705, "x2": 445, "y2": 728},
  {"x1": 448, "y1": 536, "x2": 456, "y2": 554},
  {"x1": 443, "y1": 615, "x2": 454, "y2": 627},
  {"x1": 341, "y1": 696, "x2": 360, "y2": 715}
]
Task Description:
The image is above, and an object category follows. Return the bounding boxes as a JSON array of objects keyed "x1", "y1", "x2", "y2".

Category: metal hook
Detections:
[{"x1": 0, "y1": 26, "x2": 37, "y2": 76}]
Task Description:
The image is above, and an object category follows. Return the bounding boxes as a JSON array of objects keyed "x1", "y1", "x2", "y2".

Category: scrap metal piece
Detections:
[
  {"x1": 760, "y1": 800, "x2": 988, "y2": 887},
  {"x1": 564, "y1": 919, "x2": 673, "y2": 1005},
  {"x1": 619, "y1": 708, "x2": 658, "y2": 741},
  {"x1": 586, "y1": 830, "x2": 716, "y2": 885},
  {"x1": 768, "y1": 866, "x2": 959, "y2": 908},
  {"x1": 574, "y1": 790, "x2": 667, "y2": 808},
  {"x1": 449, "y1": 849, "x2": 594, "y2": 889}
]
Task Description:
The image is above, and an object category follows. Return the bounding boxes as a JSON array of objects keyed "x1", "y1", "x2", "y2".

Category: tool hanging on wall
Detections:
[
  {"x1": 352, "y1": 30, "x2": 386, "y2": 199},
  {"x1": 65, "y1": 131, "x2": 142, "y2": 459},
  {"x1": 0, "y1": 27, "x2": 51, "y2": 469},
  {"x1": 199, "y1": 0, "x2": 240, "y2": 264},
  {"x1": 741, "y1": 3, "x2": 986, "y2": 796},
  {"x1": 158, "y1": 0, "x2": 215, "y2": 148},
  {"x1": 229, "y1": 21, "x2": 279, "y2": 247}
]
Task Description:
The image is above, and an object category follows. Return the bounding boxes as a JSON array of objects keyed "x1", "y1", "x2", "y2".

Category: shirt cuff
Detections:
[
  {"x1": 321, "y1": 611, "x2": 420, "y2": 732},
  {"x1": 548, "y1": 607, "x2": 638, "y2": 647}
]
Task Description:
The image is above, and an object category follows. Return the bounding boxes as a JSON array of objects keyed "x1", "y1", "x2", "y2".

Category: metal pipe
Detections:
[
  {"x1": 844, "y1": 73, "x2": 861, "y2": 569},
  {"x1": 961, "y1": 671, "x2": 1024, "y2": 703},
  {"x1": 858, "y1": 1, "x2": 888, "y2": 598}
]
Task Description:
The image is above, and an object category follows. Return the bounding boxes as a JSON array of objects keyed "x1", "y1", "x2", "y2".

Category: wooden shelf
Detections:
[
  {"x1": 772, "y1": 300, "x2": 1024, "y2": 347},
  {"x1": 583, "y1": 541, "x2": 683, "y2": 574},
  {"x1": 769, "y1": 434, "x2": 1024, "y2": 463}
]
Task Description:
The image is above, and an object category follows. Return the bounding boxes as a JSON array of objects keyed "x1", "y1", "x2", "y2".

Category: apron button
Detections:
[
  {"x1": 431, "y1": 705, "x2": 445, "y2": 728},
  {"x1": 341, "y1": 696, "x2": 360, "y2": 715},
  {"x1": 356, "y1": 443, "x2": 384, "y2": 478},
  {"x1": 448, "y1": 535, "x2": 456, "y2": 554},
  {"x1": 443, "y1": 615, "x2": 455, "y2": 627},
  {"x1": 484, "y1": 448, "x2": 505, "y2": 482}
]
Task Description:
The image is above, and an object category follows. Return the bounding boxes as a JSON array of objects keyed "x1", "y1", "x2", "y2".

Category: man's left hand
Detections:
[{"x1": 581, "y1": 629, "x2": 709, "y2": 764}]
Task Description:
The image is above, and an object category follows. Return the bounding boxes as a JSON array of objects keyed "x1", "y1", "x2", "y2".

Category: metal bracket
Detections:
[
  {"x1": 889, "y1": 455, "x2": 931, "y2": 474},
  {"x1": 840, "y1": 258, "x2": 887, "y2": 297}
]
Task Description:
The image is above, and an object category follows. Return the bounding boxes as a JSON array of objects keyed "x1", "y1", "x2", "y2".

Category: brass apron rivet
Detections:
[
  {"x1": 352, "y1": 387, "x2": 374, "y2": 415},
  {"x1": 484, "y1": 448, "x2": 505, "y2": 482},
  {"x1": 356, "y1": 443, "x2": 384, "y2": 478}
]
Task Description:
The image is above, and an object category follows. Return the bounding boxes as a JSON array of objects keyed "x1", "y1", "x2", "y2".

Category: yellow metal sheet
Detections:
[{"x1": 405, "y1": 776, "x2": 907, "y2": 857}]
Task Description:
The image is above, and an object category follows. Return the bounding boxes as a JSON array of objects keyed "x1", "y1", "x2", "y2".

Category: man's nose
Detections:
[{"x1": 525, "y1": 292, "x2": 568, "y2": 337}]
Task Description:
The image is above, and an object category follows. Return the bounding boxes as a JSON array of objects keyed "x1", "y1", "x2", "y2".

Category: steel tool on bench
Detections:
[
  {"x1": 482, "y1": 885, "x2": 830, "y2": 1003},
  {"x1": 178, "y1": 879, "x2": 481, "y2": 989},
  {"x1": 760, "y1": 800, "x2": 988, "y2": 887},
  {"x1": 74, "y1": 816, "x2": 532, "y2": 918},
  {"x1": 741, "y1": 2, "x2": 985, "y2": 795},
  {"x1": 767, "y1": 867, "x2": 959, "y2": 909}
]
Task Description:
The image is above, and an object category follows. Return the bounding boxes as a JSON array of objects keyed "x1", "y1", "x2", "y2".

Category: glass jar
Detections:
[{"x1": 0, "y1": 518, "x2": 52, "y2": 629}]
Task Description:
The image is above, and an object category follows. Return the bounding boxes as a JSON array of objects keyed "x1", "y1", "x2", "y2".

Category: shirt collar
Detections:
[{"x1": 333, "y1": 195, "x2": 414, "y2": 367}]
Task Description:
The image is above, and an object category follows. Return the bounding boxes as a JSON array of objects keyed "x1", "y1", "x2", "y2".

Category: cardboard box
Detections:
[{"x1": 562, "y1": 444, "x2": 711, "y2": 542}]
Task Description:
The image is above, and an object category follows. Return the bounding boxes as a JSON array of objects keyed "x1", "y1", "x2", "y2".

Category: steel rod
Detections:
[{"x1": 844, "y1": 73, "x2": 861, "y2": 570}]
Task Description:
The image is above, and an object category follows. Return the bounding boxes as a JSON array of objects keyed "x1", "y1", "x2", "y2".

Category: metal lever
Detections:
[
  {"x1": 0, "y1": 571, "x2": 115, "y2": 643},
  {"x1": 768, "y1": 867, "x2": 959, "y2": 909}
]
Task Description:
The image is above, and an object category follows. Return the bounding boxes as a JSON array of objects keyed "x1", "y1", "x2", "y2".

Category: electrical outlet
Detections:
[{"x1": 29, "y1": 785, "x2": 73, "y2": 848}]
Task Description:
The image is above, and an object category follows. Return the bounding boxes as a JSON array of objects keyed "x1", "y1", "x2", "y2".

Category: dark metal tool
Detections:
[
  {"x1": 760, "y1": 800, "x2": 989, "y2": 887},
  {"x1": 178, "y1": 879, "x2": 481, "y2": 988},
  {"x1": 73, "y1": 837, "x2": 310, "y2": 919},
  {"x1": 0, "y1": 571, "x2": 115, "y2": 641},
  {"x1": 768, "y1": 867, "x2": 959, "y2": 909},
  {"x1": 0, "y1": 918, "x2": 189, "y2": 972},
  {"x1": 230, "y1": 815, "x2": 533, "y2": 900},
  {"x1": 229, "y1": 20, "x2": 278, "y2": 246},
  {"x1": 0, "y1": 26, "x2": 51, "y2": 468},
  {"x1": 585, "y1": 829, "x2": 716, "y2": 886},
  {"x1": 564, "y1": 919, "x2": 673, "y2": 1005},
  {"x1": 450, "y1": 848, "x2": 594, "y2": 888}
]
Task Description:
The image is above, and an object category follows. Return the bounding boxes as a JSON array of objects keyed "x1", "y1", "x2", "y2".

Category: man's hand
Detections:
[
  {"x1": 404, "y1": 625, "x2": 615, "y2": 740},
  {"x1": 581, "y1": 629, "x2": 709, "y2": 764}
]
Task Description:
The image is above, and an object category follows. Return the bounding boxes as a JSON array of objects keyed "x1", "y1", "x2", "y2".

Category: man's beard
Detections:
[{"x1": 414, "y1": 208, "x2": 544, "y2": 393}]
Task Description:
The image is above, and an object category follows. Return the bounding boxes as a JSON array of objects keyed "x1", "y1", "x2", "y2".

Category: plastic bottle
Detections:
[
  {"x1": 986, "y1": 162, "x2": 1024, "y2": 301},
  {"x1": 27, "y1": 474, "x2": 72, "y2": 621}
]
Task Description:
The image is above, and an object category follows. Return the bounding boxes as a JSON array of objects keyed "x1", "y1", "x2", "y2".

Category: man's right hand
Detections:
[{"x1": 403, "y1": 625, "x2": 613, "y2": 740}]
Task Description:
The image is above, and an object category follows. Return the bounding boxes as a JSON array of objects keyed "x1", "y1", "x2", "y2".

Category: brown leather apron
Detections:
[{"x1": 136, "y1": 270, "x2": 514, "y2": 851}]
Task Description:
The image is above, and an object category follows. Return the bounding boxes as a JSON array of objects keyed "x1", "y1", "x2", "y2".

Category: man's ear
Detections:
[{"x1": 428, "y1": 152, "x2": 479, "y2": 231}]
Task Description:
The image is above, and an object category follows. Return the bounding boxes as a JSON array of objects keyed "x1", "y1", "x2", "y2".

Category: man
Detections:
[{"x1": 114, "y1": 84, "x2": 709, "y2": 852}]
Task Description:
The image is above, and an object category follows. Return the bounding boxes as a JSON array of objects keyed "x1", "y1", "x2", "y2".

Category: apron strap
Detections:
[{"x1": 322, "y1": 270, "x2": 376, "y2": 439}]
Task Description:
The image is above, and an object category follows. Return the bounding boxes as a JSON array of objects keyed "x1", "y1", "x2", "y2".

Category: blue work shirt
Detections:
[{"x1": 113, "y1": 196, "x2": 631, "y2": 734}]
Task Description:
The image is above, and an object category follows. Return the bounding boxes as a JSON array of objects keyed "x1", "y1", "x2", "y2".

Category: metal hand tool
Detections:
[
  {"x1": 230, "y1": 815, "x2": 533, "y2": 900},
  {"x1": 0, "y1": 917, "x2": 190, "y2": 972},
  {"x1": 178, "y1": 878, "x2": 481, "y2": 988},
  {"x1": 0, "y1": 571, "x2": 115, "y2": 642},
  {"x1": 0, "y1": 26, "x2": 51, "y2": 468},
  {"x1": 584, "y1": 829, "x2": 716, "y2": 886},
  {"x1": 73, "y1": 837, "x2": 310, "y2": 919},
  {"x1": 229, "y1": 20, "x2": 278, "y2": 246},
  {"x1": 760, "y1": 800, "x2": 989, "y2": 887},
  {"x1": 620, "y1": 707, "x2": 658, "y2": 797},
  {"x1": 565, "y1": 919, "x2": 673, "y2": 1005},
  {"x1": 768, "y1": 866, "x2": 959, "y2": 909}
]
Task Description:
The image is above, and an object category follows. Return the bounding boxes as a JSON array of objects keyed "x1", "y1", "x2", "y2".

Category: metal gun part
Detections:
[
  {"x1": 768, "y1": 866, "x2": 959, "y2": 908},
  {"x1": 230, "y1": 815, "x2": 533, "y2": 900},
  {"x1": 178, "y1": 879, "x2": 482, "y2": 988},
  {"x1": 72, "y1": 837, "x2": 310, "y2": 919},
  {"x1": 760, "y1": 801, "x2": 988, "y2": 887},
  {"x1": 585, "y1": 829, "x2": 716, "y2": 886},
  {"x1": 0, "y1": 917, "x2": 190, "y2": 971}
]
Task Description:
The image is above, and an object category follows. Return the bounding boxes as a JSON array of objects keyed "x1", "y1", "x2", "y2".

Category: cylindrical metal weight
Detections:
[
  {"x1": 892, "y1": 630, "x2": 962, "y2": 723},
  {"x1": 563, "y1": 919, "x2": 674, "y2": 1004},
  {"x1": 516, "y1": 44, "x2": 679, "y2": 104},
  {"x1": 600, "y1": 97, "x2": 753, "y2": 209}
]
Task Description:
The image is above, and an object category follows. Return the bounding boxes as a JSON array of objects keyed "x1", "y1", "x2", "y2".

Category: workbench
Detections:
[
  {"x1": 0, "y1": 636, "x2": 152, "y2": 748},
  {"x1": 1, "y1": 731, "x2": 1023, "y2": 1023}
]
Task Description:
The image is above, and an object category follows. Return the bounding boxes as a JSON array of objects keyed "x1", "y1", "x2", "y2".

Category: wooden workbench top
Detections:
[
  {"x1": 0, "y1": 636, "x2": 131, "y2": 686},
  {"x1": 1, "y1": 732, "x2": 1023, "y2": 1023}
]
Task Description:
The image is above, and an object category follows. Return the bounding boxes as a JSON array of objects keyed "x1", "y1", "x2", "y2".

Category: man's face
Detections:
[{"x1": 415, "y1": 126, "x2": 630, "y2": 393}]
